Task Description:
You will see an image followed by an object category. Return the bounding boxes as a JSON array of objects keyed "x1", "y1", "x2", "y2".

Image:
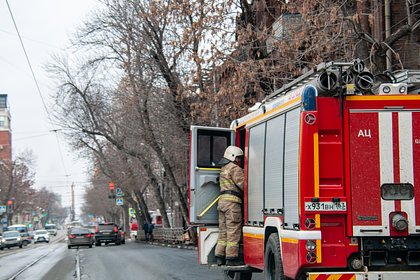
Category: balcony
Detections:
[{"x1": 266, "y1": 13, "x2": 301, "y2": 54}]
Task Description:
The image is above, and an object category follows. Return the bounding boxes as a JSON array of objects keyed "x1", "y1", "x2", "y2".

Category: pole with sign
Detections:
[
  {"x1": 116, "y1": 188, "x2": 124, "y2": 197},
  {"x1": 116, "y1": 197, "x2": 124, "y2": 206}
]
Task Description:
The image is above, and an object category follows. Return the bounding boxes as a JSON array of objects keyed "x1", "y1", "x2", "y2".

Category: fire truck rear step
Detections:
[{"x1": 209, "y1": 264, "x2": 259, "y2": 272}]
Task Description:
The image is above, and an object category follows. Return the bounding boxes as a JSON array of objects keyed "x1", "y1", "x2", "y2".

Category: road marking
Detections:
[
  {"x1": 76, "y1": 248, "x2": 81, "y2": 280},
  {"x1": 7, "y1": 251, "x2": 51, "y2": 280}
]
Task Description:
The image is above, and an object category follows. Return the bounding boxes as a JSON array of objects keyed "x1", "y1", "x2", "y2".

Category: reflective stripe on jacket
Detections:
[
  {"x1": 220, "y1": 193, "x2": 242, "y2": 203},
  {"x1": 219, "y1": 162, "x2": 244, "y2": 203}
]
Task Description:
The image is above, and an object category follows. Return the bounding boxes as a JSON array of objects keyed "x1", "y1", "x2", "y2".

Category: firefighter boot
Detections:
[
  {"x1": 216, "y1": 256, "x2": 226, "y2": 266},
  {"x1": 226, "y1": 258, "x2": 244, "y2": 266}
]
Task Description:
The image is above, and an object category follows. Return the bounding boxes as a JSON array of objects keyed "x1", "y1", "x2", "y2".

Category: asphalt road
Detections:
[
  {"x1": 0, "y1": 236, "x2": 265, "y2": 280},
  {"x1": 79, "y1": 242, "x2": 222, "y2": 280}
]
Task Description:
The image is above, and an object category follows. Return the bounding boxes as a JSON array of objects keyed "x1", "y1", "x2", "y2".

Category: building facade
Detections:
[{"x1": 0, "y1": 94, "x2": 12, "y2": 163}]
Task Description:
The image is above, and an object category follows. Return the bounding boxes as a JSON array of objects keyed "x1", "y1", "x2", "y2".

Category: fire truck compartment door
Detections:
[
  {"x1": 189, "y1": 126, "x2": 235, "y2": 224},
  {"x1": 349, "y1": 110, "x2": 420, "y2": 236},
  {"x1": 198, "y1": 226, "x2": 219, "y2": 265}
]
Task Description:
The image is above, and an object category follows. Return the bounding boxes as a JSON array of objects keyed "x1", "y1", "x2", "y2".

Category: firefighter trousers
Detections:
[{"x1": 215, "y1": 199, "x2": 242, "y2": 259}]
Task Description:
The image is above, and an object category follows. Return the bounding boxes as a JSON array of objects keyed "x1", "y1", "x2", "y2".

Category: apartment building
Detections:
[{"x1": 0, "y1": 94, "x2": 12, "y2": 163}]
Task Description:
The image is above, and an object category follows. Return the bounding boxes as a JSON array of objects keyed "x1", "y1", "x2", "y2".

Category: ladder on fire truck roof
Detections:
[
  {"x1": 263, "y1": 61, "x2": 357, "y2": 102},
  {"x1": 263, "y1": 60, "x2": 420, "y2": 103}
]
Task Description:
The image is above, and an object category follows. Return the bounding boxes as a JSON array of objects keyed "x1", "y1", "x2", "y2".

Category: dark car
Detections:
[
  {"x1": 67, "y1": 227, "x2": 94, "y2": 249},
  {"x1": 0, "y1": 231, "x2": 23, "y2": 250},
  {"x1": 95, "y1": 223, "x2": 123, "y2": 246}
]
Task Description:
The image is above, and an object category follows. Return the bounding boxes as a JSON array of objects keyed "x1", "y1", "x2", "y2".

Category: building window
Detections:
[
  {"x1": 0, "y1": 116, "x2": 5, "y2": 128},
  {"x1": 0, "y1": 95, "x2": 6, "y2": 109},
  {"x1": 267, "y1": 13, "x2": 302, "y2": 53}
]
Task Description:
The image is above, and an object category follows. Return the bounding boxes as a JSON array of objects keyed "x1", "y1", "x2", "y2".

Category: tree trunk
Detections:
[
  {"x1": 149, "y1": 183, "x2": 171, "y2": 228},
  {"x1": 355, "y1": 0, "x2": 372, "y2": 65}
]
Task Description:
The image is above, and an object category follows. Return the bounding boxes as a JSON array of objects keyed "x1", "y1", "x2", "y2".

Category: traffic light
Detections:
[
  {"x1": 7, "y1": 199, "x2": 13, "y2": 213},
  {"x1": 108, "y1": 182, "x2": 116, "y2": 199}
]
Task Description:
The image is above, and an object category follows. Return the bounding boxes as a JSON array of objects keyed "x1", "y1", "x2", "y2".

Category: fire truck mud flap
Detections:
[{"x1": 307, "y1": 271, "x2": 420, "y2": 280}]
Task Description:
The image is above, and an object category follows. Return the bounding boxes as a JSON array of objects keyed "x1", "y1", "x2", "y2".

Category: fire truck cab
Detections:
[{"x1": 188, "y1": 60, "x2": 420, "y2": 280}]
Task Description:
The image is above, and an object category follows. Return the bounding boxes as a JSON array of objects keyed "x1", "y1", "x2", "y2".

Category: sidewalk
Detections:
[{"x1": 133, "y1": 238, "x2": 197, "y2": 250}]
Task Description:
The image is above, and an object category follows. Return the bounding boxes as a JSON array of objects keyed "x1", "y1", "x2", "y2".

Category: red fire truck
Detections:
[{"x1": 188, "y1": 60, "x2": 420, "y2": 280}]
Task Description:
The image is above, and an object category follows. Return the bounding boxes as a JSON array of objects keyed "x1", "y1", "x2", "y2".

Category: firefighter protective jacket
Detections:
[{"x1": 219, "y1": 161, "x2": 244, "y2": 203}]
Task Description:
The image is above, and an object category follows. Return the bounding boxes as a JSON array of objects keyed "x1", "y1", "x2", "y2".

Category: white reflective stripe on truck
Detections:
[{"x1": 308, "y1": 271, "x2": 420, "y2": 280}]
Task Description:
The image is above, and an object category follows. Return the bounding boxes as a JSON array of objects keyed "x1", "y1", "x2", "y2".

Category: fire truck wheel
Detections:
[
  {"x1": 223, "y1": 271, "x2": 252, "y2": 280},
  {"x1": 264, "y1": 233, "x2": 285, "y2": 280}
]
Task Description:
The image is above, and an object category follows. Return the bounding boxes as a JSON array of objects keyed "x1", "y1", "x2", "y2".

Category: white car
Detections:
[
  {"x1": 45, "y1": 224, "x2": 58, "y2": 236},
  {"x1": 34, "y1": 230, "x2": 50, "y2": 243}
]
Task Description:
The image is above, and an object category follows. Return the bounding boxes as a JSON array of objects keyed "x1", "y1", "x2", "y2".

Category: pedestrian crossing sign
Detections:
[
  {"x1": 116, "y1": 198, "x2": 124, "y2": 206},
  {"x1": 116, "y1": 188, "x2": 123, "y2": 197}
]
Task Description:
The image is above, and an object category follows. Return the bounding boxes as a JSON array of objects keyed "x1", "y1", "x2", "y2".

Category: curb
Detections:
[{"x1": 134, "y1": 239, "x2": 197, "y2": 250}]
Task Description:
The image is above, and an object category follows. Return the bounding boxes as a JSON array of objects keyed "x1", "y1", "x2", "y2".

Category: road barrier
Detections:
[{"x1": 136, "y1": 227, "x2": 192, "y2": 244}]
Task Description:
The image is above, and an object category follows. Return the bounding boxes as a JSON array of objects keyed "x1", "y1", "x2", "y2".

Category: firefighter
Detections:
[{"x1": 215, "y1": 145, "x2": 244, "y2": 266}]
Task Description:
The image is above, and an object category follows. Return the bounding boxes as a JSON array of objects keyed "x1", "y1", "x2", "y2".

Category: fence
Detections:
[{"x1": 136, "y1": 227, "x2": 193, "y2": 244}]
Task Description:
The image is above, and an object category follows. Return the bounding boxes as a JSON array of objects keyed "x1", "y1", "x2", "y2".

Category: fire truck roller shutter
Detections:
[
  {"x1": 265, "y1": 114, "x2": 285, "y2": 212},
  {"x1": 283, "y1": 108, "x2": 300, "y2": 229},
  {"x1": 248, "y1": 123, "x2": 265, "y2": 224}
]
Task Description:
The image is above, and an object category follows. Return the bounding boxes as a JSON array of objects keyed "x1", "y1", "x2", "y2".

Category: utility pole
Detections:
[{"x1": 70, "y1": 183, "x2": 75, "y2": 221}]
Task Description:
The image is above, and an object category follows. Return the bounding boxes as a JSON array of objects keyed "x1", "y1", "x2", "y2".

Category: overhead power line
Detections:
[{"x1": 6, "y1": 0, "x2": 69, "y2": 178}]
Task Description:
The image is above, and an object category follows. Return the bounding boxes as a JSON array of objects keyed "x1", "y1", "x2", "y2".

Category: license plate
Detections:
[
  {"x1": 305, "y1": 202, "x2": 347, "y2": 211},
  {"x1": 76, "y1": 236, "x2": 84, "y2": 238}
]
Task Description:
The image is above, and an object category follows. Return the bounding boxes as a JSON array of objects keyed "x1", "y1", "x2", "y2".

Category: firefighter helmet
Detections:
[{"x1": 223, "y1": 146, "x2": 243, "y2": 162}]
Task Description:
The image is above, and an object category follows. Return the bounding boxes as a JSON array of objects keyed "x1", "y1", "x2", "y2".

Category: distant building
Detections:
[{"x1": 0, "y1": 94, "x2": 12, "y2": 163}]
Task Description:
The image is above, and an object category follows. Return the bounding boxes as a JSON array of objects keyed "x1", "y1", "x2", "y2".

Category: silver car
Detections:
[{"x1": 0, "y1": 231, "x2": 23, "y2": 250}]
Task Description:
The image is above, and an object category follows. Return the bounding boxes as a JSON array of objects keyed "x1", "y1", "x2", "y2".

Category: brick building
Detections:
[{"x1": 0, "y1": 94, "x2": 12, "y2": 164}]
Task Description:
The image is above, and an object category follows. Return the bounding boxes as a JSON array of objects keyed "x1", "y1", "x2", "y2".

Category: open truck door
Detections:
[
  {"x1": 188, "y1": 125, "x2": 235, "y2": 224},
  {"x1": 188, "y1": 126, "x2": 234, "y2": 265}
]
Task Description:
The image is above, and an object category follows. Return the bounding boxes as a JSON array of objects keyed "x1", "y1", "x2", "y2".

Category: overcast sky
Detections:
[{"x1": 0, "y1": 0, "x2": 99, "y2": 215}]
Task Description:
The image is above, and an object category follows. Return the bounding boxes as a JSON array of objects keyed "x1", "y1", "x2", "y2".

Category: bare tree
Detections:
[
  {"x1": 0, "y1": 153, "x2": 36, "y2": 225},
  {"x1": 48, "y1": 0, "x2": 420, "y2": 232},
  {"x1": 48, "y1": 0, "x2": 240, "y2": 226}
]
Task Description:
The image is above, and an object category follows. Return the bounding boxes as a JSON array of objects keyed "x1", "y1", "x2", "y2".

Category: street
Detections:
[{"x1": 0, "y1": 233, "x2": 264, "y2": 280}]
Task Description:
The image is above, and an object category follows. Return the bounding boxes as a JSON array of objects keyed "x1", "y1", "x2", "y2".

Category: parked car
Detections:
[
  {"x1": 0, "y1": 231, "x2": 23, "y2": 250},
  {"x1": 94, "y1": 223, "x2": 123, "y2": 246},
  {"x1": 33, "y1": 230, "x2": 50, "y2": 243},
  {"x1": 67, "y1": 227, "x2": 94, "y2": 249},
  {"x1": 45, "y1": 224, "x2": 58, "y2": 236}
]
